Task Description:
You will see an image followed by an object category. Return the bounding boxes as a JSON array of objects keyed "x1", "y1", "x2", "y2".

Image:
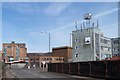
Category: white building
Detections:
[{"x1": 72, "y1": 13, "x2": 112, "y2": 62}]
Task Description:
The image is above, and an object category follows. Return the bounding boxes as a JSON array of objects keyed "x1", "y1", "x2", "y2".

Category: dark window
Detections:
[
  {"x1": 75, "y1": 54, "x2": 79, "y2": 57},
  {"x1": 7, "y1": 46, "x2": 11, "y2": 48},
  {"x1": 118, "y1": 48, "x2": 119, "y2": 51},
  {"x1": 75, "y1": 39, "x2": 78, "y2": 42},
  {"x1": 50, "y1": 58, "x2": 52, "y2": 60},
  {"x1": 44, "y1": 58, "x2": 46, "y2": 60}
]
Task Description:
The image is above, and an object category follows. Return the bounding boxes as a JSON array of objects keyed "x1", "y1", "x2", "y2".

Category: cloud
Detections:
[
  {"x1": 49, "y1": 20, "x2": 84, "y2": 33},
  {"x1": 100, "y1": 23, "x2": 118, "y2": 38},
  {"x1": 49, "y1": 8, "x2": 118, "y2": 32},
  {"x1": 2, "y1": 3, "x2": 42, "y2": 14},
  {"x1": 2, "y1": 0, "x2": 120, "y2": 2},
  {"x1": 94, "y1": 8, "x2": 118, "y2": 19},
  {"x1": 44, "y1": 2, "x2": 72, "y2": 16}
]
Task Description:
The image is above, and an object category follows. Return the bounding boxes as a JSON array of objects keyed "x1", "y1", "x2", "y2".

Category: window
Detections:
[
  {"x1": 44, "y1": 58, "x2": 46, "y2": 60},
  {"x1": 118, "y1": 49, "x2": 119, "y2": 51},
  {"x1": 108, "y1": 47, "x2": 111, "y2": 51},
  {"x1": 36, "y1": 58, "x2": 39, "y2": 60},
  {"x1": 101, "y1": 46, "x2": 103, "y2": 50},
  {"x1": 46, "y1": 58, "x2": 48, "y2": 60},
  {"x1": 75, "y1": 39, "x2": 78, "y2": 42},
  {"x1": 113, "y1": 48, "x2": 116, "y2": 51},
  {"x1": 101, "y1": 54, "x2": 106, "y2": 58},
  {"x1": 75, "y1": 46, "x2": 79, "y2": 49},
  {"x1": 54, "y1": 58, "x2": 58, "y2": 61},
  {"x1": 7, "y1": 46, "x2": 11, "y2": 48},
  {"x1": 50, "y1": 58, "x2": 52, "y2": 60},
  {"x1": 75, "y1": 54, "x2": 79, "y2": 57}
]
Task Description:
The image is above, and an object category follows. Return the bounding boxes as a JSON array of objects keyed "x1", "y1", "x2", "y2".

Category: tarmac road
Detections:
[{"x1": 4, "y1": 65, "x2": 104, "y2": 80}]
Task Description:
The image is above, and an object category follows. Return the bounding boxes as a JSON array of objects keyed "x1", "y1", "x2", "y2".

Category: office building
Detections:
[{"x1": 72, "y1": 13, "x2": 112, "y2": 62}]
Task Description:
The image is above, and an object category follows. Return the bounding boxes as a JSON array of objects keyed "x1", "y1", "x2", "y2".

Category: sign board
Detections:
[
  {"x1": 85, "y1": 37, "x2": 91, "y2": 44},
  {"x1": 9, "y1": 58, "x2": 14, "y2": 61}
]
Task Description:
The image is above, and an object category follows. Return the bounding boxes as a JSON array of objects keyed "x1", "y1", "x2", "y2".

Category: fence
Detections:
[{"x1": 48, "y1": 60, "x2": 120, "y2": 79}]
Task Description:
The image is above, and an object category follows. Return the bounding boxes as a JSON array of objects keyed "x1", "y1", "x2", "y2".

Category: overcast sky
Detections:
[{"x1": 2, "y1": 2, "x2": 118, "y2": 52}]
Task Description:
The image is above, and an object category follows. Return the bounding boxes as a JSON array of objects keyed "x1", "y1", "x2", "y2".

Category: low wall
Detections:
[{"x1": 48, "y1": 60, "x2": 120, "y2": 79}]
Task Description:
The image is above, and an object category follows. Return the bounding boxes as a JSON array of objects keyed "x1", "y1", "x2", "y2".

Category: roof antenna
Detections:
[
  {"x1": 92, "y1": 22, "x2": 95, "y2": 27},
  {"x1": 83, "y1": 22, "x2": 85, "y2": 29},
  {"x1": 97, "y1": 19, "x2": 99, "y2": 28},
  {"x1": 81, "y1": 24, "x2": 82, "y2": 32},
  {"x1": 75, "y1": 22, "x2": 78, "y2": 30}
]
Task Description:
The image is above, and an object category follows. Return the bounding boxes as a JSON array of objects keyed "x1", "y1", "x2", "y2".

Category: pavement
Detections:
[{"x1": 4, "y1": 65, "x2": 104, "y2": 80}]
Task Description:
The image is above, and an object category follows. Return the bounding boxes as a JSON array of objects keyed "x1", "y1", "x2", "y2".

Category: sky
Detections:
[{"x1": 2, "y1": 2, "x2": 119, "y2": 53}]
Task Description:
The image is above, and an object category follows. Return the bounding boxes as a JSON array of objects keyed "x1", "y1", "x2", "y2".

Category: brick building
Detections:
[
  {"x1": 2, "y1": 41, "x2": 27, "y2": 62},
  {"x1": 27, "y1": 46, "x2": 72, "y2": 69},
  {"x1": 52, "y1": 46, "x2": 72, "y2": 62},
  {"x1": 0, "y1": 51, "x2": 2, "y2": 62},
  {"x1": 27, "y1": 52, "x2": 64, "y2": 69}
]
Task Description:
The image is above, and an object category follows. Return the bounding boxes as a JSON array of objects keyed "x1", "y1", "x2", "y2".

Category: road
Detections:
[{"x1": 4, "y1": 65, "x2": 104, "y2": 80}]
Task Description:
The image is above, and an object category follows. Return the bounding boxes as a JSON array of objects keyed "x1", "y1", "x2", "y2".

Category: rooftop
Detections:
[
  {"x1": 27, "y1": 52, "x2": 52, "y2": 56},
  {"x1": 52, "y1": 46, "x2": 72, "y2": 50}
]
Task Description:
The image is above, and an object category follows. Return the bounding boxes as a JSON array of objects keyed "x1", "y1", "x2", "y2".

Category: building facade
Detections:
[
  {"x1": 2, "y1": 41, "x2": 27, "y2": 62},
  {"x1": 72, "y1": 27, "x2": 112, "y2": 62},
  {"x1": 52, "y1": 46, "x2": 72, "y2": 62},
  {"x1": 27, "y1": 53, "x2": 64, "y2": 69},
  {"x1": 72, "y1": 13, "x2": 112, "y2": 62},
  {"x1": 111, "y1": 37, "x2": 120, "y2": 56},
  {"x1": 27, "y1": 46, "x2": 72, "y2": 69}
]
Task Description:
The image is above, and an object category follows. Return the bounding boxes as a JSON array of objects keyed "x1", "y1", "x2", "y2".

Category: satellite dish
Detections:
[{"x1": 84, "y1": 13, "x2": 92, "y2": 20}]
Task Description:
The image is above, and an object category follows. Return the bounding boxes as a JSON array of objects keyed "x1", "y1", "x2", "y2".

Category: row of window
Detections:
[
  {"x1": 112, "y1": 48, "x2": 119, "y2": 51},
  {"x1": 30, "y1": 58, "x2": 64, "y2": 61},
  {"x1": 74, "y1": 45, "x2": 112, "y2": 51},
  {"x1": 112, "y1": 40, "x2": 119, "y2": 44},
  {"x1": 101, "y1": 38, "x2": 111, "y2": 44},
  {"x1": 101, "y1": 46, "x2": 111, "y2": 51},
  {"x1": 74, "y1": 38, "x2": 90, "y2": 43},
  {"x1": 74, "y1": 38, "x2": 111, "y2": 44},
  {"x1": 54, "y1": 58, "x2": 64, "y2": 61},
  {"x1": 113, "y1": 54, "x2": 120, "y2": 56},
  {"x1": 41, "y1": 58, "x2": 52, "y2": 60},
  {"x1": 101, "y1": 54, "x2": 111, "y2": 58},
  {"x1": 75, "y1": 53, "x2": 113, "y2": 58},
  {"x1": 5, "y1": 45, "x2": 25, "y2": 48}
]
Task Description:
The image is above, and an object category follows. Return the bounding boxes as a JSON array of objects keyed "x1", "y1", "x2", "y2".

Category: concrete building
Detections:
[
  {"x1": 111, "y1": 37, "x2": 120, "y2": 56},
  {"x1": 72, "y1": 13, "x2": 112, "y2": 62},
  {"x1": 72, "y1": 27, "x2": 112, "y2": 62},
  {"x1": 52, "y1": 46, "x2": 72, "y2": 62},
  {"x1": 2, "y1": 41, "x2": 27, "y2": 62}
]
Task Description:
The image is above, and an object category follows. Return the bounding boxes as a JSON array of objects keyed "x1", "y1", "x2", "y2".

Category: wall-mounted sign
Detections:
[
  {"x1": 85, "y1": 37, "x2": 91, "y2": 44},
  {"x1": 9, "y1": 58, "x2": 13, "y2": 61}
]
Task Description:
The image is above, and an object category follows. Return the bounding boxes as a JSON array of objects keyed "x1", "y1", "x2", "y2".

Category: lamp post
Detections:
[
  {"x1": 41, "y1": 31, "x2": 51, "y2": 54},
  {"x1": 16, "y1": 45, "x2": 19, "y2": 61},
  {"x1": 41, "y1": 31, "x2": 51, "y2": 70},
  {"x1": 70, "y1": 33, "x2": 74, "y2": 47}
]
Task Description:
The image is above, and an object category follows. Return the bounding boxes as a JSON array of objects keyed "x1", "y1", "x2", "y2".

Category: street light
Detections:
[
  {"x1": 16, "y1": 45, "x2": 20, "y2": 61},
  {"x1": 70, "y1": 33, "x2": 74, "y2": 47},
  {"x1": 41, "y1": 31, "x2": 51, "y2": 54}
]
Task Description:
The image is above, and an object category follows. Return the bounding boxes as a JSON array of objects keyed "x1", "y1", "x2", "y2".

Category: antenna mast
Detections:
[{"x1": 75, "y1": 22, "x2": 78, "y2": 30}]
